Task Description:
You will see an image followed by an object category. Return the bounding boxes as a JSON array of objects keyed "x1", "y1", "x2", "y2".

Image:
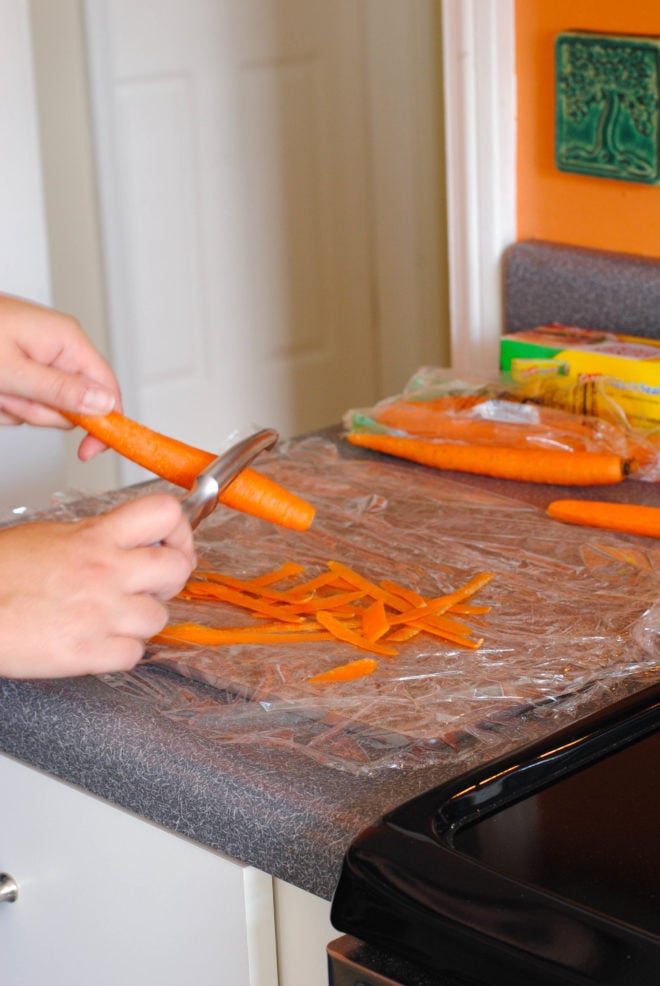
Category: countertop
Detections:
[{"x1": 1, "y1": 434, "x2": 659, "y2": 902}]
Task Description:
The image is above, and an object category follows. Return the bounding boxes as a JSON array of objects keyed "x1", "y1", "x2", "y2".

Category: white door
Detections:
[{"x1": 84, "y1": 0, "x2": 447, "y2": 484}]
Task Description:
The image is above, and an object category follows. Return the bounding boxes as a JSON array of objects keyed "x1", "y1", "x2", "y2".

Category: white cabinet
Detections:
[
  {"x1": 0, "y1": 753, "x2": 278, "y2": 986},
  {"x1": 273, "y1": 879, "x2": 334, "y2": 986}
]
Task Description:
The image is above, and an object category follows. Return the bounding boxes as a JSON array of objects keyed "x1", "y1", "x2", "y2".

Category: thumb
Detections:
[
  {"x1": 102, "y1": 495, "x2": 187, "y2": 549},
  {"x1": 22, "y1": 363, "x2": 117, "y2": 416}
]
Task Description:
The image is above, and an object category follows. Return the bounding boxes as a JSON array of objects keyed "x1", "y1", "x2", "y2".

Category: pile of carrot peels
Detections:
[{"x1": 151, "y1": 560, "x2": 495, "y2": 684}]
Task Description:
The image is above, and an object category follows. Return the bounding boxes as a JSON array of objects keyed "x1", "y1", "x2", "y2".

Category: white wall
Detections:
[{"x1": 0, "y1": 0, "x2": 64, "y2": 513}]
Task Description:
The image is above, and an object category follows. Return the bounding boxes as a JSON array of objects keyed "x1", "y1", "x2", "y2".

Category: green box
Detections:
[{"x1": 556, "y1": 31, "x2": 660, "y2": 184}]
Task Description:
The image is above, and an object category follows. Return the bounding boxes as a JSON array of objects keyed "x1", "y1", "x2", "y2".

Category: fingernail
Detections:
[{"x1": 81, "y1": 388, "x2": 115, "y2": 414}]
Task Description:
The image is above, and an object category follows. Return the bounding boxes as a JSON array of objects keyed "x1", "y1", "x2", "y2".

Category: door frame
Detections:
[{"x1": 441, "y1": 0, "x2": 516, "y2": 374}]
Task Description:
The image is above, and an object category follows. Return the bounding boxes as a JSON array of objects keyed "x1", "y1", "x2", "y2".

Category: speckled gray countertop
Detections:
[{"x1": 1, "y1": 433, "x2": 659, "y2": 904}]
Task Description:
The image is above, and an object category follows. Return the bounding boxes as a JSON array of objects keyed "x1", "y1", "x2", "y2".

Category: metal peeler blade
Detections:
[{"x1": 180, "y1": 428, "x2": 279, "y2": 530}]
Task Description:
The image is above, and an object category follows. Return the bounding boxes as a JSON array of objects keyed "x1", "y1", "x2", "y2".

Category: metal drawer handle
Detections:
[{"x1": 0, "y1": 873, "x2": 18, "y2": 903}]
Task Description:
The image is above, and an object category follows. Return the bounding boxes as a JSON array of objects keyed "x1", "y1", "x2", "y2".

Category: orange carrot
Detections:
[
  {"x1": 547, "y1": 500, "x2": 660, "y2": 539},
  {"x1": 63, "y1": 409, "x2": 315, "y2": 531},
  {"x1": 371, "y1": 398, "x2": 627, "y2": 452},
  {"x1": 346, "y1": 432, "x2": 631, "y2": 486},
  {"x1": 309, "y1": 657, "x2": 378, "y2": 684}
]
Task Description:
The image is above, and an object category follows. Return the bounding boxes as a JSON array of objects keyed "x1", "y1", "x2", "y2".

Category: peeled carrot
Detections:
[
  {"x1": 63, "y1": 409, "x2": 315, "y2": 531},
  {"x1": 547, "y1": 500, "x2": 660, "y2": 539},
  {"x1": 346, "y1": 432, "x2": 631, "y2": 486},
  {"x1": 309, "y1": 657, "x2": 378, "y2": 684}
]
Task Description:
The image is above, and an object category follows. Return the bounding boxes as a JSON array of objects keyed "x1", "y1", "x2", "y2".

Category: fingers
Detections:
[
  {"x1": 77, "y1": 432, "x2": 114, "y2": 462},
  {"x1": 0, "y1": 403, "x2": 24, "y2": 425},
  {"x1": 104, "y1": 494, "x2": 196, "y2": 567},
  {"x1": 0, "y1": 293, "x2": 121, "y2": 429},
  {"x1": 0, "y1": 497, "x2": 196, "y2": 679},
  {"x1": 25, "y1": 364, "x2": 117, "y2": 417},
  {"x1": 0, "y1": 369, "x2": 116, "y2": 428}
]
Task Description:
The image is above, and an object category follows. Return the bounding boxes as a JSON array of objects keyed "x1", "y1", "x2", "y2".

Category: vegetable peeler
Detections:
[{"x1": 180, "y1": 428, "x2": 279, "y2": 529}]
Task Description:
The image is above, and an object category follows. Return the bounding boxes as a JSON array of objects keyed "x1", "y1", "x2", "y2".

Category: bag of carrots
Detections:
[{"x1": 343, "y1": 368, "x2": 660, "y2": 486}]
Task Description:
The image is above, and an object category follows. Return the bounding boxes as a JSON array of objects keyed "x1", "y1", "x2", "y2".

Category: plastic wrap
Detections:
[
  {"x1": 104, "y1": 438, "x2": 660, "y2": 772},
  {"x1": 7, "y1": 437, "x2": 660, "y2": 775}
]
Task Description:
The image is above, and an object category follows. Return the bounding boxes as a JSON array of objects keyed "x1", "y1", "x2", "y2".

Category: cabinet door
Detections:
[
  {"x1": 0, "y1": 754, "x2": 277, "y2": 986},
  {"x1": 274, "y1": 878, "x2": 334, "y2": 986}
]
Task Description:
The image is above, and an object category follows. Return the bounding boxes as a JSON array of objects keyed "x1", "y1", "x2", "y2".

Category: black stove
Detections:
[{"x1": 329, "y1": 683, "x2": 660, "y2": 985}]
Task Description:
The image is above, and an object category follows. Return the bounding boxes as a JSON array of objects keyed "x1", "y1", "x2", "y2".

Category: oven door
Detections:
[
  {"x1": 329, "y1": 683, "x2": 660, "y2": 986},
  {"x1": 327, "y1": 933, "x2": 477, "y2": 986}
]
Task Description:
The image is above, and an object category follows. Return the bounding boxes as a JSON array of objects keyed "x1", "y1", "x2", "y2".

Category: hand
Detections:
[
  {"x1": 0, "y1": 494, "x2": 196, "y2": 679},
  {"x1": 0, "y1": 293, "x2": 121, "y2": 460}
]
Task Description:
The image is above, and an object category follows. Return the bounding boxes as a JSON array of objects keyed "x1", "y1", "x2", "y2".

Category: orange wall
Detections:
[{"x1": 516, "y1": 1, "x2": 660, "y2": 258}]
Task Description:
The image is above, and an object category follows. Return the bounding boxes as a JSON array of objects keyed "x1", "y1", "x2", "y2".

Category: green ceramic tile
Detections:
[{"x1": 556, "y1": 31, "x2": 660, "y2": 184}]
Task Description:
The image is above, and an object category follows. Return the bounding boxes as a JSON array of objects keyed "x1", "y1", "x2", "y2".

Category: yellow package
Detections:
[{"x1": 500, "y1": 325, "x2": 660, "y2": 428}]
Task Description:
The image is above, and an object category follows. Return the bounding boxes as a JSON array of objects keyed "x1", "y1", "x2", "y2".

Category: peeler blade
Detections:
[{"x1": 180, "y1": 428, "x2": 279, "y2": 529}]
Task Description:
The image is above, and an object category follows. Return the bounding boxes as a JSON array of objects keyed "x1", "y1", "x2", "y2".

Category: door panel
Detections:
[{"x1": 85, "y1": 0, "x2": 379, "y2": 483}]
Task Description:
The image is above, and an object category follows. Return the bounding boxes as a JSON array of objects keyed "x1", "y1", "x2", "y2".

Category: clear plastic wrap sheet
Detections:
[{"x1": 8, "y1": 437, "x2": 660, "y2": 776}]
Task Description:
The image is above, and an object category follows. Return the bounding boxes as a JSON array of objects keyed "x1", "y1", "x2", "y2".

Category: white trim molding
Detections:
[
  {"x1": 364, "y1": 0, "x2": 449, "y2": 394},
  {"x1": 442, "y1": 0, "x2": 516, "y2": 374}
]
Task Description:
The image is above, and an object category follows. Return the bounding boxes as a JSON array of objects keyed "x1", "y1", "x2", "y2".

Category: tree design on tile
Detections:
[{"x1": 557, "y1": 38, "x2": 659, "y2": 181}]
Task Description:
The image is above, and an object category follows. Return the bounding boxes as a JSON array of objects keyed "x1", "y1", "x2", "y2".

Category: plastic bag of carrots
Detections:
[{"x1": 343, "y1": 367, "x2": 660, "y2": 485}]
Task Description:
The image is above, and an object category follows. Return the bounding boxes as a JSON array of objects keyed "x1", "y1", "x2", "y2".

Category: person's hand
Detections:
[
  {"x1": 0, "y1": 293, "x2": 121, "y2": 461},
  {"x1": 0, "y1": 494, "x2": 196, "y2": 679}
]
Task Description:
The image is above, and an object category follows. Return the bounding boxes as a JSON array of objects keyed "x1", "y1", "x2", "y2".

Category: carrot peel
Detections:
[
  {"x1": 152, "y1": 560, "x2": 495, "y2": 683},
  {"x1": 309, "y1": 657, "x2": 378, "y2": 684}
]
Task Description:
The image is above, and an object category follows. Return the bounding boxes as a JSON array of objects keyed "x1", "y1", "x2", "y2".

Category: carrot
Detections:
[
  {"x1": 346, "y1": 432, "x2": 631, "y2": 485},
  {"x1": 309, "y1": 657, "x2": 378, "y2": 684},
  {"x1": 63, "y1": 410, "x2": 315, "y2": 531},
  {"x1": 370, "y1": 398, "x2": 627, "y2": 452},
  {"x1": 547, "y1": 500, "x2": 660, "y2": 539}
]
